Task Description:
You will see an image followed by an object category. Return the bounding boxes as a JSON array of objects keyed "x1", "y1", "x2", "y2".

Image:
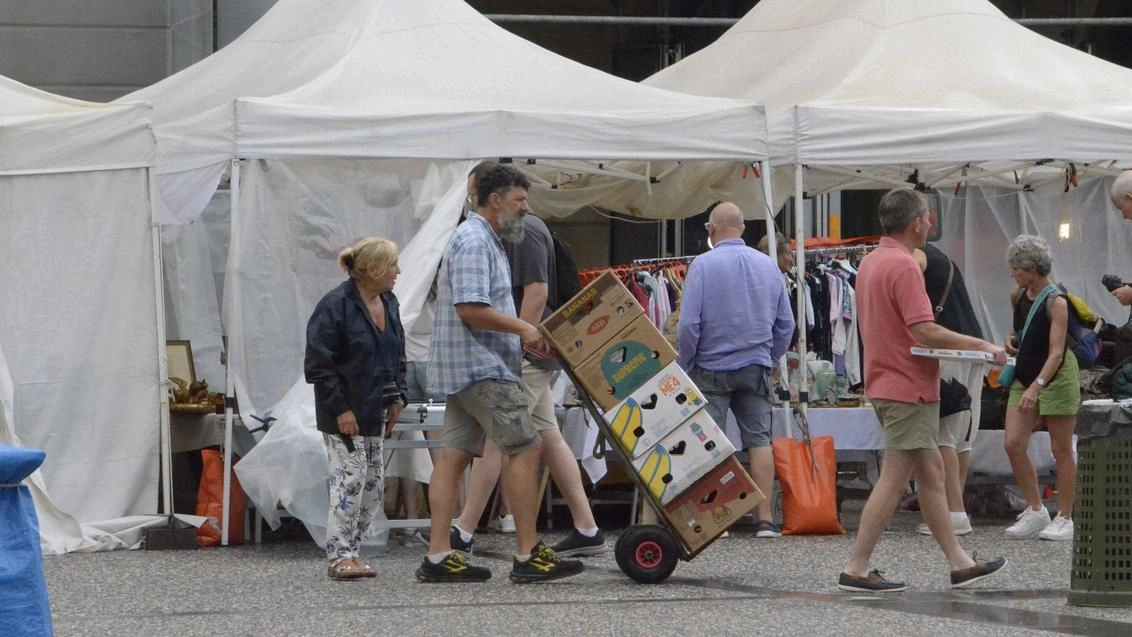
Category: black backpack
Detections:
[{"x1": 550, "y1": 231, "x2": 581, "y2": 310}]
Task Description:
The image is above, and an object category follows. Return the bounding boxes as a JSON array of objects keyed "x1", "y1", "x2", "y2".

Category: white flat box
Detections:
[
  {"x1": 603, "y1": 361, "x2": 707, "y2": 459},
  {"x1": 910, "y1": 347, "x2": 994, "y2": 362},
  {"x1": 631, "y1": 411, "x2": 736, "y2": 505}
]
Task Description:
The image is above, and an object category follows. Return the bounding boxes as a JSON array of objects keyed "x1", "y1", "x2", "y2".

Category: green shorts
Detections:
[
  {"x1": 871, "y1": 398, "x2": 940, "y2": 451},
  {"x1": 1007, "y1": 350, "x2": 1080, "y2": 416}
]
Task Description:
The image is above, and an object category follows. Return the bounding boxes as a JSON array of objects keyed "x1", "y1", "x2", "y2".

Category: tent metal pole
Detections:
[
  {"x1": 150, "y1": 168, "x2": 174, "y2": 519},
  {"x1": 221, "y1": 158, "x2": 239, "y2": 546},
  {"x1": 793, "y1": 163, "x2": 808, "y2": 412}
]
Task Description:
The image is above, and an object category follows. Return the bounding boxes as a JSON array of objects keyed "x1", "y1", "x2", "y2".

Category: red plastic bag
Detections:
[
  {"x1": 772, "y1": 435, "x2": 845, "y2": 535},
  {"x1": 196, "y1": 449, "x2": 247, "y2": 546}
]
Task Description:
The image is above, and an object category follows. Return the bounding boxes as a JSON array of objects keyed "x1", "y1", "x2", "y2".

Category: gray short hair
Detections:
[
  {"x1": 1006, "y1": 234, "x2": 1052, "y2": 276},
  {"x1": 877, "y1": 189, "x2": 927, "y2": 234}
]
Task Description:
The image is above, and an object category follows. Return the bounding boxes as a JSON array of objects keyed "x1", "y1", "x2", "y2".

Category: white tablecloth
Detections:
[{"x1": 724, "y1": 406, "x2": 885, "y2": 451}]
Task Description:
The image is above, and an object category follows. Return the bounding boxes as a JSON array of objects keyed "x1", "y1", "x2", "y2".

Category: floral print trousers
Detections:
[{"x1": 324, "y1": 433, "x2": 384, "y2": 562}]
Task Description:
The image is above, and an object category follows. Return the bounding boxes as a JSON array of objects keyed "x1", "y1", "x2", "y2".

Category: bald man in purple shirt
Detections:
[{"x1": 677, "y1": 202, "x2": 795, "y2": 537}]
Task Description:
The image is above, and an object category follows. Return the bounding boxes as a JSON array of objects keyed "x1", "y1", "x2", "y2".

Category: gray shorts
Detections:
[
  {"x1": 692, "y1": 363, "x2": 773, "y2": 449},
  {"x1": 443, "y1": 379, "x2": 538, "y2": 457}
]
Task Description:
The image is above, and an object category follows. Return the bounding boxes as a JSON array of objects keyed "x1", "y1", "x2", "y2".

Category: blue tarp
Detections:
[{"x1": 0, "y1": 444, "x2": 53, "y2": 636}]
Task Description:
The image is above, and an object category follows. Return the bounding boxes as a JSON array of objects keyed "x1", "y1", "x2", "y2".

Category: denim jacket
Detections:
[{"x1": 305, "y1": 279, "x2": 407, "y2": 437}]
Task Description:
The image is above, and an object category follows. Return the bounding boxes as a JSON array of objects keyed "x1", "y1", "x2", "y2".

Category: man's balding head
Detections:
[
  {"x1": 1112, "y1": 170, "x2": 1132, "y2": 221},
  {"x1": 707, "y1": 202, "x2": 745, "y2": 242}
]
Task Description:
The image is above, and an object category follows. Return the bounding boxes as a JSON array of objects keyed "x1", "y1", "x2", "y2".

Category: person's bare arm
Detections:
[
  {"x1": 455, "y1": 302, "x2": 547, "y2": 353},
  {"x1": 518, "y1": 282, "x2": 548, "y2": 325}
]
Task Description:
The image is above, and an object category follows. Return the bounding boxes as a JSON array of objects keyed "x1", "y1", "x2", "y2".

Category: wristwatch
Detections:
[{"x1": 1035, "y1": 377, "x2": 1047, "y2": 388}]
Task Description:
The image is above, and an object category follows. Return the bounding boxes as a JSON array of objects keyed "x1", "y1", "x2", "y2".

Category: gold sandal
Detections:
[{"x1": 327, "y1": 559, "x2": 367, "y2": 580}]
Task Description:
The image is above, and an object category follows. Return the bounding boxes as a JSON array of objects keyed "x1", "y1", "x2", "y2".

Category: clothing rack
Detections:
[
  {"x1": 630, "y1": 255, "x2": 697, "y2": 266},
  {"x1": 803, "y1": 244, "x2": 877, "y2": 258}
]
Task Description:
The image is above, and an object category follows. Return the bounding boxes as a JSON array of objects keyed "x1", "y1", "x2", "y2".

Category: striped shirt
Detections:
[{"x1": 427, "y1": 213, "x2": 521, "y2": 395}]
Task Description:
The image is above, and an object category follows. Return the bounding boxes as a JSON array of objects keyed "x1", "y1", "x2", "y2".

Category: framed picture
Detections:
[{"x1": 166, "y1": 340, "x2": 196, "y2": 385}]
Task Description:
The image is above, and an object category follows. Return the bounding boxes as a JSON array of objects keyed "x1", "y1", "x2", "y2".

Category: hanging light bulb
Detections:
[{"x1": 1058, "y1": 221, "x2": 1071, "y2": 240}]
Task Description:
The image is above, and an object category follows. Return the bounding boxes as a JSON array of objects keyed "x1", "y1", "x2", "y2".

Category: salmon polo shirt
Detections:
[{"x1": 856, "y1": 237, "x2": 939, "y2": 404}]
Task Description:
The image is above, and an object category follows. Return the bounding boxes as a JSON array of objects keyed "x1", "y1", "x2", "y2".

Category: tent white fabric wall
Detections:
[
  {"x1": 0, "y1": 75, "x2": 166, "y2": 552},
  {"x1": 130, "y1": 0, "x2": 769, "y2": 543},
  {"x1": 536, "y1": 0, "x2": 1132, "y2": 342}
]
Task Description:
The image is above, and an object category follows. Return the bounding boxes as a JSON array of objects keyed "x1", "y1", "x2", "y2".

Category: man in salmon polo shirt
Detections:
[{"x1": 837, "y1": 188, "x2": 1010, "y2": 593}]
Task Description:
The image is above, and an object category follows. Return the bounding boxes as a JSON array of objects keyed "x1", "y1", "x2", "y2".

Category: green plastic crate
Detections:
[{"x1": 1069, "y1": 427, "x2": 1132, "y2": 607}]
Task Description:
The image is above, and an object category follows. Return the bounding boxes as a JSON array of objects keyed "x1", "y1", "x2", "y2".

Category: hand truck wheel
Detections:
[{"x1": 615, "y1": 524, "x2": 679, "y2": 584}]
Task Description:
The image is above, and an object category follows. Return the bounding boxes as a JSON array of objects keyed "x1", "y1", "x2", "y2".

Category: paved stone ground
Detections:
[{"x1": 43, "y1": 498, "x2": 1132, "y2": 637}]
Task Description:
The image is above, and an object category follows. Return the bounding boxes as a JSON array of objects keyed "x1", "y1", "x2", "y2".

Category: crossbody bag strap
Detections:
[
  {"x1": 1017, "y1": 284, "x2": 1058, "y2": 346},
  {"x1": 933, "y1": 260, "x2": 956, "y2": 319}
]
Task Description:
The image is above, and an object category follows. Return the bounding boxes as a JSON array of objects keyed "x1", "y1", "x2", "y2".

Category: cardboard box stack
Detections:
[{"x1": 542, "y1": 271, "x2": 763, "y2": 552}]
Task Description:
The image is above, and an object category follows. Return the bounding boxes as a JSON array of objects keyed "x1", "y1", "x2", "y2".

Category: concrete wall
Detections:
[{"x1": 0, "y1": 0, "x2": 211, "y2": 101}]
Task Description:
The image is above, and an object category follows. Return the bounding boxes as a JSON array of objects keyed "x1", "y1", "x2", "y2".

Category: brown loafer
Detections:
[{"x1": 327, "y1": 559, "x2": 367, "y2": 580}]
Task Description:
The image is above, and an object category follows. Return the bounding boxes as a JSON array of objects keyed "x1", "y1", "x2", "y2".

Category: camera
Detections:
[{"x1": 1102, "y1": 274, "x2": 1128, "y2": 293}]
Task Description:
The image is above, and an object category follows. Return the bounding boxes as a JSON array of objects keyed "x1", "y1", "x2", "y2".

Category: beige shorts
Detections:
[
  {"x1": 443, "y1": 379, "x2": 538, "y2": 457},
  {"x1": 872, "y1": 398, "x2": 940, "y2": 452},
  {"x1": 521, "y1": 361, "x2": 558, "y2": 433},
  {"x1": 937, "y1": 359, "x2": 986, "y2": 453}
]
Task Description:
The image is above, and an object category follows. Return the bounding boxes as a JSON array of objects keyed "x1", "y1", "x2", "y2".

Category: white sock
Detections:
[
  {"x1": 454, "y1": 524, "x2": 474, "y2": 542},
  {"x1": 515, "y1": 553, "x2": 531, "y2": 562},
  {"x1": 949, "y1": 511, "x2": 969, "y2": 523},
  {"x1": 427, "y1": 552, "x2": 449, "y2": 564},
  {"x1": 576, "y1": 526, "x2": 599, "y2": 537}
]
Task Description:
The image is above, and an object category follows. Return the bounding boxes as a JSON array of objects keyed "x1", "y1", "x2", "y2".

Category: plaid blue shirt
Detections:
[{"x1": 427, "y1": 213, "x2": 522, "y2": 395}]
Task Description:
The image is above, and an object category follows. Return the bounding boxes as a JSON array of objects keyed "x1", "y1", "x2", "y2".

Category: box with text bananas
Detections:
[
  {"x1": 573, "y1": 314, "x2": 677, "y2": 411},
  {"x1": 603, "y1": 361, "x2": 706, "y2": 459},
  {"x1": 663, "y1": 456, "x2": 764, "y2": 552},
  {"x1": 631, "y1": 410, "x2": 735, "y2": 505},
  {"x1": 540, "y1": 270, "x2": 643, "y2": 369}
]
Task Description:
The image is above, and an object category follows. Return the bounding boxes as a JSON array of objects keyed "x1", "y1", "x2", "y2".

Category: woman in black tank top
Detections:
[{"x1": 1002, "y1": 235, "x2": 1078, "y2": 541}]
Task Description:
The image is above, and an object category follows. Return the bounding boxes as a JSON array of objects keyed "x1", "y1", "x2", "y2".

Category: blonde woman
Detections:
[{"x1": 305, "y1": 237, "x2": 407, "y2": 579}]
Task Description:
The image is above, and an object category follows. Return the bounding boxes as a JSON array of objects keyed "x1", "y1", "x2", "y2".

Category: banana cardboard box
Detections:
[
  {"x1": 573, "y1": 314, "x2": 677, "y2": 411},
  {"x1": 663, "y1": 456, "x2": 764, "y2": 552},
  {"x1": 604, "y1": 361, "x2": 706, "y2": 459},
  {"x1": 631, "y1": 410, "x2": 735, "y2": 505},
  {"x1": 540, "y1": 270, "x2": 643, "y2": 369}
]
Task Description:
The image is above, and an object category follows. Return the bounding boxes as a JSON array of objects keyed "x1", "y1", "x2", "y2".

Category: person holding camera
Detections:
[
  {"x1": 1001, "y1": 235, "x2": 1078, "y2": 541},
  {"x1": 1109, "y1": 171, "x2": 1132, "y2": 305},
  {"x1": 305, "y1": 237, "x2": 408, "y2": 579}
]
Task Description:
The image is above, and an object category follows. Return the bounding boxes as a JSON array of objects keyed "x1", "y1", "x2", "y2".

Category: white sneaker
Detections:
[
  {"x1": 1038, "y1": 514, "x2": 1074, "y2": 541},
  {"x1": 1005, "y1": 505, "x2": 1051, "y2": 538},
  {"x1": 494, "y1": 514, "x2": 516, "y2": 534},
  {"x1": 917, "y1": 516, "x2": 973, "y2": 536}
]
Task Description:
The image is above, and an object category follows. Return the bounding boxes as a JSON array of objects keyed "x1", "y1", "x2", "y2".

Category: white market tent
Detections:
[
  {"x1": 0, "y1": 75, "x2": 168, "y2": 552},
  {"x1": 124, "y1": 0, "x2": 768, "y2": 543},
  {"x1": 541, "y1": 0, "x2": 1132, "y2": 346}
]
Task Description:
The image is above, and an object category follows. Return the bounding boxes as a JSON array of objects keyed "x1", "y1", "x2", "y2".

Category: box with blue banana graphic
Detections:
[
  {"x1": 603, "y1": 361, "x2": 706, "y2": 459},
  {"x1": 631, "y1": 410, "x2": 735, "y2": 505}
]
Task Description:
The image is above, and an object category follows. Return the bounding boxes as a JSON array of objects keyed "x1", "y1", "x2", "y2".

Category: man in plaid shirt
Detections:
[{"x1": 418, "y1": 163, "x2": 583, "y2": 584}]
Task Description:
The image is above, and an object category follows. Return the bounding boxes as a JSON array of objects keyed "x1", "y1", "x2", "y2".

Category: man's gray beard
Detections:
[{"x1": 500, "y1": 217, "x2": 526, "y2": 244}]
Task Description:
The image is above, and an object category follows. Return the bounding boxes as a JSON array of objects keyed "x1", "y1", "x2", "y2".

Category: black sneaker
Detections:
[
  {"x1": 415, "y1": 552, "x2": 492, "y2": 583},
  {"x1": 837, "y1": 569, "x2": 906, "y2": 592},
  {"x1": 550, "y1": 529, "x2": 608, "y2": 557},
  {"x1": 950, "y1": 556, "x2": 1007, "y2": 589},
  {"x1": 450, "y1": 526, "x2": 474, "y2": 556},
  {"x1": 510, "y1": 541, "x2": 585, "y2": 583}
]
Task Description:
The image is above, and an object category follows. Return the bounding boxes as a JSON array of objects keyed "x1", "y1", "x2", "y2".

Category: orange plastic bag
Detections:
[
  {"x1": 772, "y1": 434, "x2": 845, "y2": 535},
  {"x1": 196, "y1": 449, "x2": 247, "y2": 546}
]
